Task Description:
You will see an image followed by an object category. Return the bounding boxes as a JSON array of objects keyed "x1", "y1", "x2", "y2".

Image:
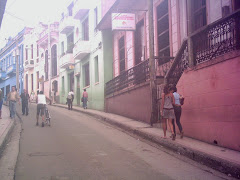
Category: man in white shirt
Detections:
[{"x1": 36, "y1": 91, "x2": 50, "y2": 127}]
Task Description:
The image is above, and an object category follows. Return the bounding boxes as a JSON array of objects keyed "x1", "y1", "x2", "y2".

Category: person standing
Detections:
[
  {"x1": 66, "y1": 90, "x2": 74, "y2": 110},
  {"x1": 82, "y1": 89, "x2": 88, "y2": 109},
  {"x1": 20, "y1": 89, "x2": 30, "y2": 116},
  {"x1": 172, "y1": 86, "x2": 184, "y2": 138},
  {"x1": 36, "y1": 91, "x2": 50, "y2": 127},
  {"x1": 160, "y1": 84, "x2": 176, "y2": 140},
  {"x1": 30, "y1": 91, "x2": 35, "y2": 102},
  {"x1": 7, "y1": 86, "x2": 20, "y2": 119},
  {"x1": 0, "y1": 89, "x2": 3, "y2": 119}
]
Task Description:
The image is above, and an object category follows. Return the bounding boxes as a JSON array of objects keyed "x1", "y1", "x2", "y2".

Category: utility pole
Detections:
[{"x1": 148, "y1": 0, "x2": 157, "y2": 126}]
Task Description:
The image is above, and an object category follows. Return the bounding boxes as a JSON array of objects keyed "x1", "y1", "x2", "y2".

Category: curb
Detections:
[
  {"x1": 53, "y1": 104, "x2": 240, "y2": 179},
  {"x1": 0, "y1": 118, "x2": 15, "y2": 159}
]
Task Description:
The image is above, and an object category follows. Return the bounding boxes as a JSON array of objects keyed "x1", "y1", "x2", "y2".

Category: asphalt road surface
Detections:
[{"x1": 14, "y1": 104, "x2": 230, "y2": 180}]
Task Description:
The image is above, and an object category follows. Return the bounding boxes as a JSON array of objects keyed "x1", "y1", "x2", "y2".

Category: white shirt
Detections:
[
  {"x1": 37, "y1": 94, "x2": 46, "y2": 104},
  {"x1": 173, "y1": 92, "x2": 181, "y2": 105}
]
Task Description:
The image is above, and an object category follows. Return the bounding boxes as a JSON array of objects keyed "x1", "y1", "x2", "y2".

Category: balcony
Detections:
[
  {"x1": 6, "y1": 64, "x2": 16, "y2": 75},
  {"x1": 73, "y1": 0, "x2": 90, "y2": 19},
  {"x1": 59, "y1": 53, "x2": 74, "y2": 69},
  {"x1": 73, "y1": 40, "x2": 91, "y2": 60},
  {"x1": 38, "y1": 26, "x2": 59, "y2": 48},
  {"x1": 59, "y1": 16, "x2": 75, "y2": 34},
  {"x1": 25, "y1": 60, "x2": 34, "y2": 70},
  {"x1": 0, "y1": 71, "x2": 6, "y2": 80}
]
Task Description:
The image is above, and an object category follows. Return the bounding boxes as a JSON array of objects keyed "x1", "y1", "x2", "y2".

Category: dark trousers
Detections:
[
  {"x1": 67, "y1": 99, "x2": 72, "y2": 110},
  {"x1": 172, "y1": 106, "x2": 182, "y2": 135},
  {"x1": 22, "y1": 102, "x2": 29, "y2": 115}
]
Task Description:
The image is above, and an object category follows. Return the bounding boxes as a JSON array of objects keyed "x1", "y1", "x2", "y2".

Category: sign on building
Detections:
[{"x1": 112, "y1": 13, "x2": 136, "y2": 31}]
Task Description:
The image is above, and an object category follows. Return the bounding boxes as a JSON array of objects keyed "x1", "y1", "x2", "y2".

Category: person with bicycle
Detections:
[{"x1": 36, "y1": 91, "x2": 51, "y2": 127}]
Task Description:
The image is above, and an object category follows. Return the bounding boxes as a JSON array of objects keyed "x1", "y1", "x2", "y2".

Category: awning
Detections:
[{"x1": 96, "y1": 0, "x2": 147, "y2": 30}]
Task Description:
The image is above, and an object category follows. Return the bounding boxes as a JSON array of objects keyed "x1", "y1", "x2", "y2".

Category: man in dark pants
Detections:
[{"x1": 20, "y1": 89, "x2": 30, "y2": 116}]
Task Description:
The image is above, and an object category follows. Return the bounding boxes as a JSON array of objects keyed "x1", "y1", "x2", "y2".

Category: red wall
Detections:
[
  {"x1": 177, "y1": 54, "x2": 240, "y2": 151},
  {"x1": 106, "y1": 83, "x2": 151, "y2": 123}
]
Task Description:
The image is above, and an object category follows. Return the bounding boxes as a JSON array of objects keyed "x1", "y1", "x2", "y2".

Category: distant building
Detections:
[
  {"x1": 0, "y1": 28, "x2": 28, "y2": 97},
  {"x1": 59, "y1": 0, "x2": 113, "y2": 110},
  {"x1": 24, "y1": 22, "x2": 60, "y2": 101}
]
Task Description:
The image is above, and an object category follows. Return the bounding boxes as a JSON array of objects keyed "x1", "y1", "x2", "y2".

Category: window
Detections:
[
  {"x1": 51, "y1": 44, "x2": 57, "y2": 77},
  {"x1": 82, "y1": 17, "x2": 89, "y2": 41},
  {"x1": 36, "y1": 71, "x2": 39, "y2": 89},
  {"x1": 31, "y1": 44, "x2": 33, "y2": 59},
  {"x1": 25, "y1": 48, "x2": 28, "y2": 60},
  {"x1": 94, "y1": 7, "x2": 98, "y2": 32},
  {"x1": 45, "y1": 50, "x2": 48, "y2": 80},
  {"x1": 135, "y1": 20, "x2": 145, "y2": 65},
  {"x1": 119, "y1": 36, "x2": 125, "y2": 73},
  {"x1": 94, "y1": 56, "x2": 99, "y2": 83},
  {"x1": 62, "y1": 76, "x2": 65, "y2": 94},
  {"x1": 83, "y1": 63, "x2": 90, "y2": 87},
  {"x1": 67, "y1": 33, "x2": 74, "y2": 53},
  {"x1": 157, "y1": 0, "x2": 170, "y2": 62},
  {"x1": 192, "y1": 0, "x2": 206, "y2": 32},
  {"x1": 36, "y1": 45, "x2": 39, "y2": 63},
  {"x1": 31, "y1": 74, "x2": 33, "y2": 91},
  {"x1": 61, "y1": 42, "x2": 64, "y2": 56}
]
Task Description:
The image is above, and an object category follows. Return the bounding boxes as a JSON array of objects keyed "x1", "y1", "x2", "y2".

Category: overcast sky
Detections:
[{"x1": 0, "y1": 0, "x2": 71, "y2": 48}]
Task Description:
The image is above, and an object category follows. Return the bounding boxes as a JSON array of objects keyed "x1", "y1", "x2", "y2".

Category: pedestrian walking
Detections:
[
  {"x1": 30, "y1": 91, "x2": 35, "y2": 102},
  {"x1": 0, "y1": 89, "x2": 3, "y2": 119},
  {"x1": 160, "y1": 84, "x2": 176, "y2": 140},
  {"x1": 172, "y1": 86, "x2": 184, "y2": 138},
  {"x1": 66, "y1": 90, "x2": 74, "y2": 110},
  {"x1": 7, "y1": 86, "x2": 20, "y2": 119},
  {"x1": 36, "y1": 91, "x2": 50, "y2": 127},
  {"x1": 20, "y1": 89, "x2": 30, "y2": 116},
  {"x1": 82, "y1": 89, "x2": 88, "y2": 109}
]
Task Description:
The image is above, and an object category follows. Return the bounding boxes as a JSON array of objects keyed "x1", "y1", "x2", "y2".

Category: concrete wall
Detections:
[
  {"x1": 177, "y1": 53, "x2": 240, "y2": 151},
  {"x1": 106, "y1": 83, "x2": 151, "y2": 123}
]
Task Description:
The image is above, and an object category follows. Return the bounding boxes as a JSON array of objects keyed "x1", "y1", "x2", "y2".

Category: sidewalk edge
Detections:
[
  {"x1": 53, "y1": 104, "x2": 240, "y2": 179},
  {"x1": 0, "y1": 118, "x2": 15, "y2": 159}
]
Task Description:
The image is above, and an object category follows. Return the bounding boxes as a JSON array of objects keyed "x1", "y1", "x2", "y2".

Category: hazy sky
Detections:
[{"x1": 0, "y1": 0, "x2": 71, "y2": 48}]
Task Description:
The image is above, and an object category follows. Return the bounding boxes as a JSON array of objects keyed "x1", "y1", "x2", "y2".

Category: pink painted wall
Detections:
[
  {"x1": 177, "y1": 54, "x2": 240, "y2": 151},
  {"x1": 106, "y1": 83, "x2": 151, "y2": 123}
]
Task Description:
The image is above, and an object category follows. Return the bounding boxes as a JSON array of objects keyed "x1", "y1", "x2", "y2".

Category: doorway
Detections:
[{"x1": 76, "y1": 76, "x2": 80, "y2": 105}]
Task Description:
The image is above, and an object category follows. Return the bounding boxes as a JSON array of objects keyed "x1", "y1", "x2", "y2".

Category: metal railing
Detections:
[
  {"x1": 166, "y1": 40, "x2": 189, "y2": 85},
  {"x1": 106, "y1": 59, "x2": 150, "y2": 96},
  {"x1": 192, "y1": 10, "x2": 240, "y2": 65}
]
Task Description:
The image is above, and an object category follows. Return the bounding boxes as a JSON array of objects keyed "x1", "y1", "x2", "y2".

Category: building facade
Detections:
[
  {"x1": 98, "y1": 0, "x2": 240, "y2": 151},
  {"x1": 59, "y1": 0, "x2": 113, "y2": 111},
  {"x1": 0, "y1": 29, "x2": 27, "y2": 98},
  {"x1": 35, "y1": 22, "x2": 60, "y2": 102}
]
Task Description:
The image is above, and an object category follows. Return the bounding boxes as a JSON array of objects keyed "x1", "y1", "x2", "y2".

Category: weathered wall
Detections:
[
  {"x1": 106, "y1": 83, "x2": 151, "y2": 123},
  {"x1": 177, "y1": 53, "x2": 240, "y2": 151}
]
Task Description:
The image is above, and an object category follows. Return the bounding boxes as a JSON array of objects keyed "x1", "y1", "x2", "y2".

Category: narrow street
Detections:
[{"x1": 14, "y1": 104, "x2": 229, "y2": 180}]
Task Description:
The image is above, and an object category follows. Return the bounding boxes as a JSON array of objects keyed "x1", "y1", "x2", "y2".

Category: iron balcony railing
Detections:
[
  {"x1": 192, "y1": 9, "x2": 240, "y2": 65},
  {"x1": 106, "y1": 59, "x2": 150, "y2": 96}
]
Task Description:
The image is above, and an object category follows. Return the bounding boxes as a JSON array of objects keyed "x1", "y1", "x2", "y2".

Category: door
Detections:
[
  {"x1": 77, "y1": 76, "x2": 80, "y2": 105},
  {"x1": 135, "y1": 20, "x2": 145, "y2": 65}
]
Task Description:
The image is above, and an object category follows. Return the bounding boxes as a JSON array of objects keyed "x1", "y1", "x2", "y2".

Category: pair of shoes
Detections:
[
  {"x1": 36, "y1": 122, "x2": 39, "y2": 126},
  {"x1": 172, "y1": 134, "x2": 176, "y2": 141},
  {"x1": 180, "y1": 132, "x2": 184, "y2": 139},
  {"x1": 42, "y1": 122, "x2": 44, "y2": 127}
]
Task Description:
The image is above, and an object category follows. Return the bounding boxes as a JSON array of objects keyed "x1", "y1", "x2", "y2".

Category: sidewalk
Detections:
[
  {"x1": 53, "y1": 103, "x2": 240, "y2": 179},
  {"x1": 0, "y1": 105, "x2": 15, "y2": 155}
]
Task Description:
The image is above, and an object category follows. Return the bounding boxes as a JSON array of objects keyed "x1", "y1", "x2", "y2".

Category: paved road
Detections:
[{"x1": 15, "y1": 104, "x2": 228, "y2": 180}]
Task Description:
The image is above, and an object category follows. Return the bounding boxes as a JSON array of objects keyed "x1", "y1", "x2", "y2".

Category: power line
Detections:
[{"x1": 5, "y1": 11, "x2": 24, "y2": 22}]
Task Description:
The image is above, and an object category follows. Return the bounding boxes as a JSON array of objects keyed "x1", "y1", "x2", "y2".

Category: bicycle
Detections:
[{"x1": 44, "y1": 105, "x2": 51, "y2": 126}]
